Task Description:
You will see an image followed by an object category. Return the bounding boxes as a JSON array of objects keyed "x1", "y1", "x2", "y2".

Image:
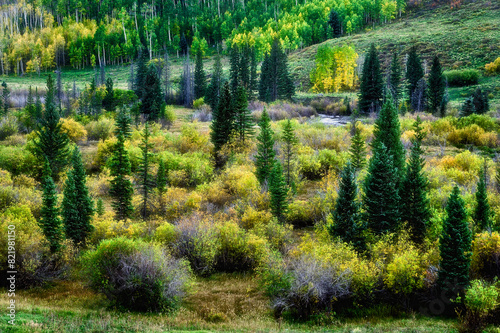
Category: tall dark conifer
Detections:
[
  {"x1": 406, "y1": 47, "x2": 424, "y2": 105},
  {"x1": 328, "y1": 9, "x2": 342, "y2": 38},
  {"x1": 389, "y1": 52, "x2": 402, "y2": 109},
  {"x1": 282, "y1": 119, "x2": 298, "y2": 188},
  {"x1": 255, "y1": 109, "x2": 276, "y2": 185},
  {"x1": 206, "y1": 54, "x2": 223, "y2": 110},
  {"x1": 428, "y1": 55, "x2": 446, "y2": 116},
  {"x1": 134, "y1": 50, "x2": 148, "y2": 99},
  {"x1": 210, "y1": 82, "x2": 234, "y2": 167},
  {"x1": 141, "y1": 64, "x2": 163, "y2": 121},
  {"x1": 471, "y1": 88, "x2": 489, "y2": 114},
  {"x1": 233, "y1": 85, "x2": 254, "y2": 144},
  {"x1": 258, "y1": 39, "x2": 294, "y2": 102},
  {"x1": 349, "y1": 122, "x2": 366, "y2": 172},
  {"x1": 40, "y1": 159, "x2": 62, "y2": 253},
  {"x1": 473, "y1": 163, "x2": 491, "y2": 232},
  {"x1": 359, "y1": 44, "x2": 383, "y2": 113},
  {"x1": 103, "y1": 77, "x2": 116, "y2": 111},
  {"x1": 230, "y1": 46, "x2": 240, "y2": 94},
  {"x1": 1, "y1": 81, "x2": 10, "y2": 115},
  {"x1": 269, "y1": 160, "x2": 288, "y2": 222},
  {"x1": 194, "y1": 49, "x2": 207, "y2": 99}
]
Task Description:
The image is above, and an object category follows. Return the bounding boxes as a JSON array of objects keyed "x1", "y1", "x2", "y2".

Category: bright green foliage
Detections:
[
  {"x1": 473, "y1": 163, "x2": 491, "y2": 232},
  {"x1": 96, "y1": 198, "x2": 104, "y2": 216},
  {"x1": 269, "y1": 160, "x2": 288, "y2": 223},
  {"x1": 194, "y1": 50, "x2": 207, "y2": 99},
  {"x1": 233, "y1": 85, "x2": 254, "y2": 144},
  {"x1": 471, "y1": 88, "x2": 489, "y2": 114},
  {"x1": 40, "y1": 158, "x2": 62, "y2": 253},
  {"x1": 255, "y1": 109, "x2": 276, "y2": 185},
  {"x1": 140, "y1": 65, "x2": 163, "y2": 121},
  {"x1": 109, "y1": 125, "x2": 134, "y2": 221},
  {"x1": 363, "y1": 142, "x2": 401, "y2": 235},
  {"x1": 138, "y1": 122, "x2": 154, "y2": 220},
  {"x1": 32, "y1": 74, "x2": 71, "y2": 181},
  {"x1": 1, "y1": 81, "x2": 9, "y2": 115},
  {"x1": 428, "y1": 55, "x2": 446, "y2": 116},
  {"x1": 157, "y1": 159, "x2": 167, "y2": 195},
  {"x1": 115, "y1": 107, "x2": 132, "y2": 139},
  {"x1": 102, "y1": 77, "x2": 116, "y2": 111},
  {"x1": 258, "y1": 39, "x2": 294, "y2": 102},
  {"x1": 401, "y1": 117, "x2": 430, "y2": 244},
  {"x1": 438, "y1": 186, "x2": 471, "y2": 296},
  {"x1": 359, "y1": 43, "x2": 383, "y2": 113},
  {"x1": 406, "y1": 47, "x2": 424, "y2": 102},
  {"x1": 62, "y1": 148, "x2": 94, "y2": 247},
  {"x1": 372, "y1": 98, "x2": 406, "y2": 187},
  {"x1": 210, "y1": 82, "x2": 234, "y2": 167},
  {"x1": 206, "y1": 54, "x2": 223, "y2": 111},
  {"x1": 349, "y1": 122, "x2": 366, "y2": 172},
  {"x1": 329, "y1": 162, "x2": 365, "y2": 251},
  {"x1": 389, "y1": 52, "x2": 402, "y2": 109},
  {"x1": 328, "y1": 9, "x2": 342, "y2": 37},
  {"x1": 281, "y1": 119, "x2": 298, "y2": 187},
  {"x1": 496, "y1": 163, "x2": 500, "y2": 194}
]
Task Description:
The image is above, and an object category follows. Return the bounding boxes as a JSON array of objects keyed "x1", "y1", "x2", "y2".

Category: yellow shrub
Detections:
[
  {"x1": 89, "y1": 212, "x2": 147, "y2": 245},
  {"x1": 447, "y1": 124, "x2": 499, "y2": 148},
  {"x1": 94, "y1": 137, "x2": 117, "y2": 169},
  {"x1": 241, "y1": 206, "x2": 273, "y2": 229},
  {"x1": 154, "y1": 222, "x2": 177, "y2": 245},
  {"x1": 485, "y1": 57, "x2": 500, "y2": 75},
  {"x1": 60, "y1": 118, "x2": 87, "y2": 143},
  {"x1": 176, "y1": 124, "x2": 209, "y2": 154},
  {"x1": 471, "y1": 232, "x2": 500, "y2": 280},
  {"x1": 162, "y1": 187, "x2": 202, "y2": 221}
]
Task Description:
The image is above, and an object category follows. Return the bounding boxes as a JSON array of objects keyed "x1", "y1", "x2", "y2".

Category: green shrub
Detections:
[
  {"x1": 455, "y1": 115, "x2": 499, "y2": 132},
  {"x1": 471, "y1": 232, "x2": 500, "y2": 280},
  {"x1": 457, "y1": 279, "x2": 499, "y2": 333},
  {"x1": 85, "y1": 117, "x2": 115, "y2": 141},
  {"x1": 0, "y1": 115, "x2": 18, "y2": 140},
  {"x1": 0, "y1": 146, "x2": 37, "y2": 176},
  {"x1": 80, "y1": 237, "x2": 192, "y2": 312},
  {"x1": 444, "y1": 69, "x2": 480, "y2": 87},
  {"x1": 253, "y1": 218, "x2": 293, "y2": 253},
  {"x1": 193, "y1": 97, "x2": 205, "y2": 109},
  {"x1": 114, "y1": 89, "x2": 138, "y2": 107},
  {"x1": 158, "y1": 151, "x2": 213, "y2": 187}
]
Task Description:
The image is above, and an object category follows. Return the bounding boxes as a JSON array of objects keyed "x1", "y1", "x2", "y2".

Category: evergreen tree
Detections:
[
  {"x1": 24, "y1": 86, "x2": 37, "y2": 131},
  {"x1": 249, "y1": 49, "x2": 258, "y2": 100},
  {"x1": 389, "y1": 52, "x2": 402, "y2": 109},
  {"x1": 233, "y1": 85, "x2": 254, "y2": 144},
  {"x1": 194, "y1": 49, "x2": 207, "y2": 99},
  {"x1": 141, "y1": 64, "x2": 163, "y2": 121},
  {"x1": 206, "y1": 54, "x2": 223, "y2": 110},
  {"x1": 438, "y1": 186, "x2": 471, "y2": 296},
  {"x1": 115, "y1": 107, "x2": 132, "y2": 139},
  {"x1": 179, "y1": 54, "x2": 194, "y2": 107},
  {"x1": 239, "y1": 47, "x2": 250, "y2": 90},
  {"x1": 34, "y1": 87, "x2": 43, "y2": 124},
  {"x1": 102, "y1": 77, "x2": 116, "y2": 111},
  {"x1": 40, "y1": 159, "x2": 62, "y2": 253},
  {"x1": 406, "y1": 47, "x2": 424, "y2": 104},
  {"x1": 372, "y1": 98, "x2": 406, "y2": 186},
  {"x1": 282, "y1": 119, "x2": 298, "y2": 187},
  {"x1": 32, "y1": 75, "x2": 71, "y2": 180},
  {"x1": 328, "y1": 162, "x2": 365, "y2": 251},
  {"x1": 1, "y1": 81, "x2": 9, "y2": 115},
  {"x1": 230, "y1": 46, "x2": 240, "y2": 94},
  {"x1": 138, "y1": 122, "x2": 153, "y2": 220},
  {"x1": 428, "y1": 55, "x2": 446, "y2": 116},
  {"x1": 328, "y1": 9, "x2": 342, "y2": 38},
  {"x1": 359, "y1": 43, "x2": 383, "y2": 113},
  {"x1": 96, "y1": 198, "x2": 104, "y2": 216},
  {"x1": 473, "y1": 163, "x2": 491, "y2": 232},
  {"x1": 258, "y1": 39, "x2": 294, "y2": 102},
  {"x1": 269, "y1": 160, "x2": 288, "y2": 222},
  {"x1": 349, "y1": 122, "x2": 366, "y2": 172},
  {"x1": 363, "y1": 142, "x2": 401, "y2": 235},
  {"x1": 134, "y1": 50, "x2": 148, "y2": 100},
  {"x1": 471, "y1": 88, "x2": 489, "y2": 114},
  {"x1": 255, "y1": 109, "x2": 276, "y2": 185},
  {"x1": 109, "y1": 124, "x2": 134, "y2": 221},
  {"x1": 62, "y1": 148, "x2": 94, "y2": 247},
  {"x1": 401, "y1": 117, "x2": 431, "y2": 244},
  {"x1": 179, "y1": 33, "x2": 188, "y2": 56},
  {"x1": 461, "y1": 97, "x2": 475, "y2": 117},
  {"x1": 258, "y1": 54, "x2": 271, "y2": 102},
  {"x1": 210, "y1": 82, "x2": 234, "y2": 167},
  {"x1": 411, "y1": 77, "x2": 427, "y2": 113}
]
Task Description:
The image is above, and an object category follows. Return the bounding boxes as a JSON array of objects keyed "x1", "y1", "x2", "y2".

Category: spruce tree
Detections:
[
  {"x1": 258, "y1": 39, "x2": 294, "y2": 102},
  {"x1": 1, "y1": 81, "x2": 10, "y2": 115},
  {"x1": 239, "y1": 47, "x2": 250, "y2": 90},
  {"x1": 359, "y1": 44, "x2": 383, "y2": 113},
  {"x1": 102, "y1": 77, "x2": 116, "y2": 111},
  {"x1": 428, "y1": 55, "x2": 446, "y2": 116},
  {"x1": 372, "y1": 98, "x2": 406, "y2": 187},
  {"x1": 438, "y1": 186, "x2": 471, "y2": 296},
  {"x1": 179, "y1": 33, "x2": 188, "y2": 56},
  {"x1": 258, "y1": 54, "x2": 271, "y2": 102},
  {"x1": 473, "y1": 163, "x2": 491, "y2": 232},
  {"x1": 269, "y1": 160, "x2": 288, "y2": 222},
  {"x1": 249, "y1": 48, "x2": 258, "y2": 100},
  {"x1": 461, "y1": 97, "x2": 475, "y2": 117},
  {"x1": 141, "y1": 64, "x2": 163, "y2": 121},
  {"x1": 255, "y1": 109, "x2": 276, "y2": 185},
  {"x1": 210, "y1": 82, "x2": 234, "y2": 167},
  {"x1": 138, "y1": 122, "x2": 153, "y2": 220},
  {"x1": 282, "y1": 119, "x2": 298, "y2": 187},
  {"x1": 328, "y1": 9, "x2": 342, "y2": 38},
  {"x1": 109, "y1": 123, "x2": 134, "y2": 220},
  {"x1": 32, "y1": 74, "x2": 71, "y2": 180},
  {"x1": 406, "y1": 47, "x2": 424, "y2": 105},
  {"x1": 115, "y1": 107, "x2": 132, "y2": 138},
  {"x1": 194, "y1": 49, "x2": 207, "y2": 99},
  {"x1": 233, "y1": 85, "x2": 254, "y2": 144},
  {"x1": 206, "y1": 54, "x2": 223, "y2": 111},
  {"x1": 230, "y1": 46, "x2": 240, "y2": 94},
  {"x1": 471, "y1": 88, "x2": 489, "y2": 114},
  {"x1": 34, "y1": 87, "x2": 43, "y2": 123},
  {"x1": 62, "y1": 148, "x2": 94, "y2": 247},
  {"x1": 24, "y1": 86, "x2": 37, "y2": 131},
  {"x1": 401, "y1": 117, "x2": 431, "y2": 244},
  {"x1": 328, "y1": 162, "x2": 364, "y2": 248},
  {"x1": 349, "y1": 122, "x2": 366, "y2": 172},
  {"x1": 134, "y1": 50, "x2": 148, "y2": 99},
  {"x1": 389, "y1": 52, "x2": 402, "y2": 109},
  {"x1": 96, "y1": 198, "x2": 104, "y2": 216},
  {"x1": 40, "y1": 159, "x2": 62, "y2": 253},
  {"x1": 363, "y1": 142, "x2": 401, "y2": 235}
]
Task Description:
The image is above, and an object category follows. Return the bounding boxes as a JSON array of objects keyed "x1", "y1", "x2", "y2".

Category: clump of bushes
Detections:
[
  {"x1": 471, "y1": 232, "x2": 500, "y2": 280},
  {"x1": 444, "y1": 69, "x2": 480, "y2": 87},
  {"x1": 85, "y1": 117, "x2": 115, "y2": 141},
  {"x1": 60, "y1": 118, "x2": 87, "y2": 143},
  {"x1": 485, "y1": 57, "x2": 500, "y2": 75},
  {"x1": 81, "y1": 237, "x2": 192, "y2": 312},
  {"x1": 457, "y1": 280, "x2": 499, "y2": 333},
  {"x1": 0, "y1": 115, "x2": 18, "y2": 141}
]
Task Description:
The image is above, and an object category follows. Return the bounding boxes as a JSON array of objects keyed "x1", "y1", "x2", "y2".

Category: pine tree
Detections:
[
  {"x1": 230, "y1": 46, "x2": 240, "y2": 95},
  {"x1": 258, "y1": 39, "x2": 294, "y2": 102},
  {"x1": 96, "y1": 198, "x2": 104, "y2": 216},
  {"x1": 389, "y1": 52, "x2": 402, "y2": 109},
  {"x1": 438, "y1": 186, "x2": 471, "y2": 296},
  {"x1": 406, "y1": 47, "x2": 424, "y2": 105},
  {"x1": 141, "y1": 64, "x2": 163, "y2": 121},
  {"x1": 328, "y1": 9, "x2": 342, "y2": 38},
  {"x1": 269, "y1": 160, "x2": 288, "y2": 222},
  {"x1": 109, "y1": 124, "x2": 134, "y2": 221},
  {"x1": 1, "y1": 81, "x2": 9, "y2": 115},
  {"x1": 473, "y1": 163, "x2": 491, "y2": 232},
  {"x1": 40, "y1": 159, "x2": 62, "y2": 253},
  {"x1": 328, "y1": 162, "x2": 365, "y2": 251},
  {"x1": 134, "y1": 50, "x2": 148, "y2": 99},
  {"x1": 24, "y1": 86, "x2": 37, "y2": 131},
  {"x1": 471, "y1": 88, "x2": 489, "y2": 114},
  {"x1": 32, "y1": 75, "x2": 71, "y2": 181},
  {"x1": 62, "y1": 148, "x2": 94, "y2": 247},
  {"x1": 255, "y1": 109, "x2": 276, "y2": 185},
  {"x1": 401, "y1": 117, "x2": 431, "y2": 244},
  {"x1": 258, "y1": 54, "x2": 271, "y2": 102},
  {"x1": 372, "y1": 98, "x2": 406, "y2": 187},
  {"x1": 428, "y1": 55, "x2": 446, "y2": 116},
  {"x1": 363, "y1": 142, "x2": 401, "y2": 235},
  {"x1": 179, "y1": 33, "x2": 188, "y2": 56},
  {"x1": 210, "y1": 82, "x2": 234, "y2": 167},
  {"x1": 349, "y1": 122, "x2": 366, "y2": 172},
  {"x1": 102, "y1": 77, "x2": 116, "y2": 111},
  {"x1": 233, "y1": 85, "x2": 254, "y2": 144},
  {"x1": 34, "y1": 88, "x2": 43, "y2": 124},
  {"x1": 282, "y1": 119, "x2": 298, "y2": 187},
  {"x1": 249, "y1": 48, "x2": 258, "y2": 100},
  {"x1": 359, "y1": 44, "x2": 383, "y2": 113},
  {"x1": 115, "y1": 107, "x2": 132, "y2": 139},
  {"x1": 194, "y1": 49, "x2": 207, "y2": 99},
  {"x1": 461, "y1": 97, "x2": 475, "y2": 117},
  {"x1": 239, "y1": 47, "x2": 250, "y2": 90},
  {"x1": 138, "y1": 122, "x2": 153, "y2": 220},
  {"x1": 206, "y1": 54, "x2": 223, "y2": 110}
]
